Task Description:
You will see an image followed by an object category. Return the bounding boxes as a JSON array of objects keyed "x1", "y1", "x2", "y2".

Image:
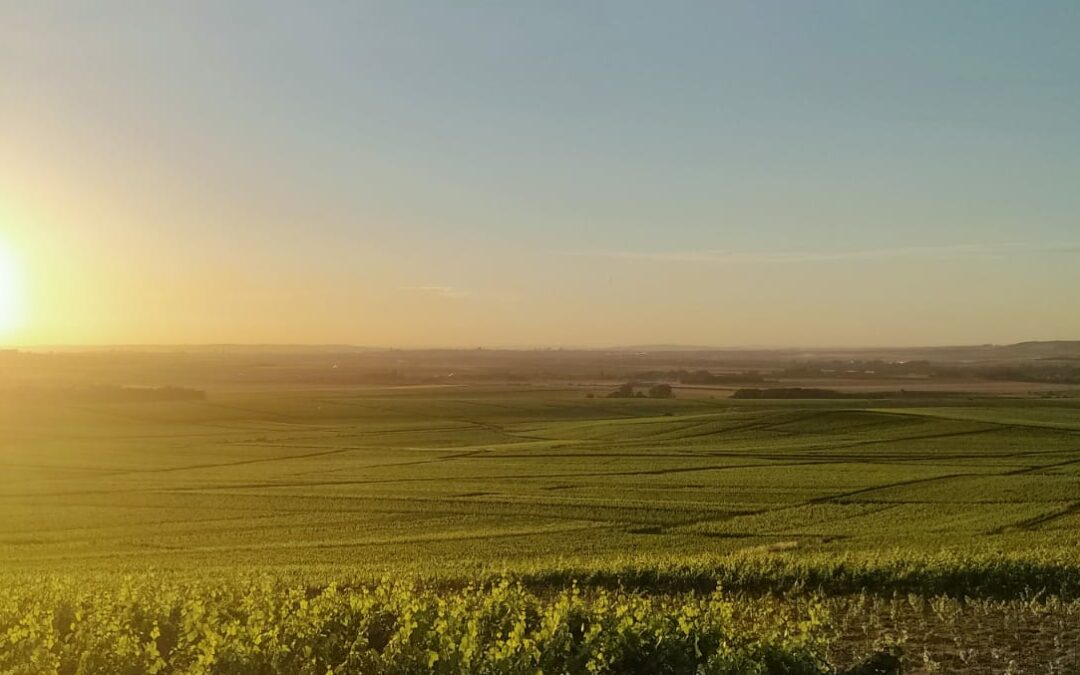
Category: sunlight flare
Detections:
[{"x1": 0, "y1": 239, "x2": 24, "y2": 335}]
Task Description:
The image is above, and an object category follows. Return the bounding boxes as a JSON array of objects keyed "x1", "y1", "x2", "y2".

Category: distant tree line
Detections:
[
  {"x1": 732, "y1": 388, "x2": 971, "y2": 400},
  {"x1": 979, "y1": 365, "x2": 1080, "y2": 385}
]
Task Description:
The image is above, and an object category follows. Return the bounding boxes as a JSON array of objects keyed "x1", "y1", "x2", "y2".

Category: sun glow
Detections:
[{"x1": 0, "y1": 241, "x2": 23, "y2": 336}]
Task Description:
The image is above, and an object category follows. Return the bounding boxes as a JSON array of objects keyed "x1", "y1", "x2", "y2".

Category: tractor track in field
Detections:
[
  {"x1": 0, "y1": 486, "x2": 709, "y2": 531},
  {"x1": 991, "y1": 501, "x2": 1080, "y2": 533},
  {"x1": 664, "y1": 474, "x2": 972, "y2": 535},
  {"x1": 660, "y1": 473, "x2": 976, "y2": 537},
  {"x1": 10, "y1": 394, "x2": 1080, "y2": 569},
  {"x1": 646, "y1": 411, "x2": 828, "y2": 440},
  {"x1": 15, "y1": 521, "x2": 618, "y2": 565},
  {"x1": 126, "y1": 446, "x2": 358, "y2": 474},
  {"x1": 1004, "y1": 454, "x2": 1080, "y2": 475},
  {"x1": 452, "y1": 419, "x2": 550, "y2": 442},
  {"x1": 628, "y1": 409, "x2": 970, "y2": 444},
  {"x1": 866, "y1": 408, "x2": 1080, "y2": 436},
  {"x1": 0, "y1": 446, "x2": 363, "y2": 491},
  {"x1": 592, "y1": 425, "x2": 1000, "y2": 456},
  {"x1": 224, "y1": 424, "x2": 484, "y2": 443},
  {"x1": 286, "y1": 449, "x2": 492, "y2": 477},
  {"x1": 807, "y1": 472, "x2": 970, "y2": 504},
  {"x1": 149, "y1": 458, "x2": 854, "y2": 494},
  {"x1": 689, "y1": 507, "x2": 906, "y2": 541}
]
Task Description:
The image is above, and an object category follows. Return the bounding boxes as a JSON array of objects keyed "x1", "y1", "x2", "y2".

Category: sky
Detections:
[{"x1": 1, "y1": 1, "x2": 1079, "y2": 348}]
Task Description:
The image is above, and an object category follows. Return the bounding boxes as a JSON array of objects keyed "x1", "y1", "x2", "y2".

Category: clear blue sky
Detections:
[{"x1": 2, "y1": 1, "x2": 1078, "y2": 346}]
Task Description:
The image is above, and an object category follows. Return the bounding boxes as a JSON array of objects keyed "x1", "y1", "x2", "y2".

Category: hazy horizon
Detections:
[
  {"x1": 3, "y1": 2, "x2": 1079, "y2": 347},
  {"x1": 7, "y1": 337, "x2": 1080, "y2": 353}
]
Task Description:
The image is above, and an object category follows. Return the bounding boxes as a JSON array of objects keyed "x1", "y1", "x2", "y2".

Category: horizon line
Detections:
[{"x1": 5, "y1": 339, "x2": 1078, "y2": 353}]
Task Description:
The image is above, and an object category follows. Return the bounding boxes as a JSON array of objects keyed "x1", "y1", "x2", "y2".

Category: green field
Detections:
[
  {"x1": 4, "y1": 387, "x2": 1080, "y2": 573},
  {"x1": 4, "y1": 386, "x2": 1080, "y2": 672}
]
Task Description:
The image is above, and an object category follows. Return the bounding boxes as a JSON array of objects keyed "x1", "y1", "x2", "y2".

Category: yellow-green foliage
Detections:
[{"x1": 0, "y1": 577, "x2": 830, "y2": 675}]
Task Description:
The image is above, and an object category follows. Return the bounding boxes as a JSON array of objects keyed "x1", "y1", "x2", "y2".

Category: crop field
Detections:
[
  {"x1": 4, "y1": 386, "x2": 1080, "y2": 573},
  {"x1": 3, "y1": 385, "x2": 1080, "y2": 672}
]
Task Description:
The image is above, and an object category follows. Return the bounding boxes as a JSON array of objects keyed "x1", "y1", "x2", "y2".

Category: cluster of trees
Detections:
[
  {"x1": 606, "y1": 382, "x2": 674, "y2": 399},
  {"x1": 732, "y1": 388, "x2": 968, "y2": 400}
]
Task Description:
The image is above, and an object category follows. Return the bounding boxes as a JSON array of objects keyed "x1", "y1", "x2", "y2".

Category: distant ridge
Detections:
[
  {"x1": 988, "y1": 341, "x2": 1080, "y2": 358},
  {"x1": 602, "y1": 341, "x2": 1080, "y2": 362},
  {"x1": 12, "y1": 340, "x2": 1080, "y2": 360}
]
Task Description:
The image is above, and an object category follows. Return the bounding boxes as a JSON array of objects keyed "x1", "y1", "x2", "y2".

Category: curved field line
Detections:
[
  {"x1": 866, "y1": 408, "x2": 1080, "y2": 434},
  {"x1": 807, "y1": 473, "x2": 969, "y2": 504},
  {"x1": 995, "y1": 501, "x2": 1080, "y2": 533}
]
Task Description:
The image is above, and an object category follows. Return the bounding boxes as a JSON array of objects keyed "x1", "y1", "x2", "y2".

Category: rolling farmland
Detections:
[
  {"x1": 3, "y1": 387, "x2": 1080, "y2": 573},
  {"x1": 3, "y1": 384, "x2": 1080, "y2": 672}
]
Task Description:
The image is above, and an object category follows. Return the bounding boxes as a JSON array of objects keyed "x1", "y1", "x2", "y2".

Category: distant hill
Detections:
[
  {"x1": 990, "y1": 341, "x2": 1080, "y2": 359},
  {"x1": 606, "y1": 341, "x2": 1080, "y2": 362}
]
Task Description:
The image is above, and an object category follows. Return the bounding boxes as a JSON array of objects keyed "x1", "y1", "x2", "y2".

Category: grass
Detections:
[{"x1": 3, "y1": 386, "x2": 1080, "y2": 671}]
